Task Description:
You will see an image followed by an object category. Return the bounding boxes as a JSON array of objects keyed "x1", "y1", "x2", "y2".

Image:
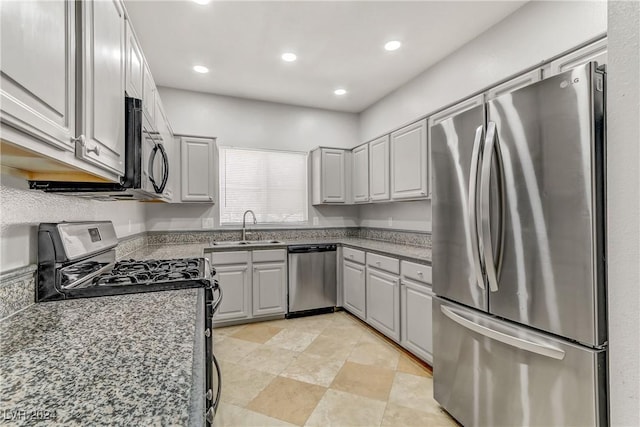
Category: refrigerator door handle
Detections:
[
  {"x1": 441, "y1": 305, "x2": 566, "y2": 360},
  {"x1": 480, "y1": 121, "x2": 503, "y2": 292},
  {"x1": 468, "y1": 125, "x2": 485, "y2": 290}
]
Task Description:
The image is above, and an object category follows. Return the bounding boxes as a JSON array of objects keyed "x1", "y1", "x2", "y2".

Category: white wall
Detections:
[
  {"x1": 359, "y1": 0, "x2": 607, "y2": 141},
  {"x1": 0, "y1": 171, "x2": 146, "y2": 271},
  {"x1": 358, "y1": 201, "x2": 429, "y2": 232},
  {"x1": 158, "y1": 87, "x2": 359, "y2": 151},
  {"x1": 146, "y1": 88, "x2": 360, "y2": 230},
  {"x1": 606, "y1": 1, "x2": 640, "y2": 425},
  {"x1": 356, "y1": 0, "x2": 607, "y2": 232}
]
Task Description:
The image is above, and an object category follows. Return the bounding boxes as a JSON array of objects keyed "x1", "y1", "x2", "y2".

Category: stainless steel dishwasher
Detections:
[{"x1": 287, "y1": 244, "x2": 337, "y2": 317}]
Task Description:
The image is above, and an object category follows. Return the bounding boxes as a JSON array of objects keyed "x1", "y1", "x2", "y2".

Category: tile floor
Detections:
[{"x1": 213, "y1": 311, "x2": 459, "y2": 427}]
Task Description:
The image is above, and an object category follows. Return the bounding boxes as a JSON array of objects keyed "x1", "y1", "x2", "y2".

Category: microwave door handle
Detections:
[
  {"x1": 148, "y1": 143, "x2": 161, "y2": 193},
  {"x1": 157, "y1": 143, "x2": 169, "y2": 193}
]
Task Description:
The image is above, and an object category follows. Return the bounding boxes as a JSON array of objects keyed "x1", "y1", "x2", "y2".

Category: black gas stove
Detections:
[
  {"x1": 37, "y1": 222, "x2": 215, "y2": 301},
  {"x1": 36, "y1": 221, "x2": 222, "y2": 424}
]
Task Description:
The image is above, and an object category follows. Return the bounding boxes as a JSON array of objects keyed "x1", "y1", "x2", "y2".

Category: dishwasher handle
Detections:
[{"x1": 288, "y1": 244, "x2": 337, "y2": 253}]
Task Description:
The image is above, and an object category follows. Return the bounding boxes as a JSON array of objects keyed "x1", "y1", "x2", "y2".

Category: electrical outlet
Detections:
[
  {"x1": 313, "y1": 217, "x2": 319, "y2": 226},
  {"x1": 202, "y1": 218, "x2": 214, "y2": 229},
  {"x1": 388, "y1": 217, "x2": 393, "y2": 227}
]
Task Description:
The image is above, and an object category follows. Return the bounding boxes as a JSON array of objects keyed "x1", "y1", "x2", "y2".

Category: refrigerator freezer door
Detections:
[
  {"x1": 486, "y1": 63, "x2": 606, "y2": 347},
  {"x1": 431, "y1": 103, "x2": 488, "y2": 311},
  {"x1": 433, "y1": 297, "x2": 607, "y2": 427}
]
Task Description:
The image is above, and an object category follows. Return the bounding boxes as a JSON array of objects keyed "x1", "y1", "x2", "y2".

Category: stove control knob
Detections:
[
  {"x1": 204, "y1": 328, "x2": 211, "y2": 338},
  {"x1": 206, "y1": 389, "x2": 213, "y2": 400}
]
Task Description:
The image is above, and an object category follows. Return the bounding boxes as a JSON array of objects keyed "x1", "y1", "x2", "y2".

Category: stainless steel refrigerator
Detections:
[{"x1": 431, "y1": 62, "x2": 607, "y2": 426}]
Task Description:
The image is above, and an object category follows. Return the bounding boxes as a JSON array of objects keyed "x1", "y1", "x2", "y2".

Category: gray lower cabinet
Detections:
[
  {"x1": 209, "y1": 251, "x2": 251, "y2": 322},
  {"x1": 400, "y1": 279, "x2": 434, "y2": 363},
  {"x1": 213, "y1": 263, "x2": 251, "y2": 322},
  {"x1": 366, "y1": 267, "x2": 400, "y2": 341},
  {"x1": 343, "y1": 259, "x2": 366, "y2": 320},
  {"x1": 209, "y1": 249, "x2": 286, "y2": 325},
  {"x1": 253, "y1": 261, "x2": 287, "y2": 317}
]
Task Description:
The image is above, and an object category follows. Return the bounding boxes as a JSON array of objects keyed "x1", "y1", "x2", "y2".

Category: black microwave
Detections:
[{"x1": 29, "y1": 97, "x2": 169, "y2": 201}]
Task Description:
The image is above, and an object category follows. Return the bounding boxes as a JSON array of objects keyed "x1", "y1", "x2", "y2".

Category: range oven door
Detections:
[
  {"x1": 433, "y1": 297, "x2": 607, "y2": 427},
  {"x1": 205, "y1": 281, "x2": 223, "y2": 425}
]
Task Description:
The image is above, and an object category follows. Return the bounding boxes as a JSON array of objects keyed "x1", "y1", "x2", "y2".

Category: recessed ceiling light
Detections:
[
  {"x1": 192, "y1": 0, "x2": 210, "y2": 5},
  {"x1": 334, "y1": 89, "x2": 347, "y2": 96},
  {"x1": 384, "y1": 40, "x2": 402, "y2": 51},
  {"x1": 281, "y1": 52, "x2": 297, "y2": 62},
  {"x1": 193, "y1": 65, "x2": 209, "y2": 74}
]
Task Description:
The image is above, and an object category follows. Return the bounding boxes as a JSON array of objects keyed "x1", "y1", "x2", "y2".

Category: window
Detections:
[{"x1": 219, "y1": 146, "x2": 308, "y2": 224}]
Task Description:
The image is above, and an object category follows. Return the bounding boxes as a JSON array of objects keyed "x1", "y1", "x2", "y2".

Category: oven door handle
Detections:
[
  {"x1": 212, "y1": 354, "x2": 222, "y2": 416},
  {"x1": 205, "y1": 354, "x2": 222, "y2": 424},
  {"x1": 210, "y1": 284, "x2": 223, "y2": 315}
]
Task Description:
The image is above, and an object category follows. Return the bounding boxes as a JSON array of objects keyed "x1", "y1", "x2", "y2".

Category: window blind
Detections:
[{"x1": 219, "y1": 146, "x2": 308, "y2": 224}]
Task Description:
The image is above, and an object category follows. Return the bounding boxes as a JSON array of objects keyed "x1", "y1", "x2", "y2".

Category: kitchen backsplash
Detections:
[
  {"x1": 358, "y1": 227, "x2": 431, "y2": 247},
  {"x1": 0, "y1": 265, "x2": 36, "y2": 321},
  {"x1": 146, "y1": 227, "x2": 360, "y2": 245},
  {"x1": 145, "y1": 227, "x2": 430, "y2": 247}
]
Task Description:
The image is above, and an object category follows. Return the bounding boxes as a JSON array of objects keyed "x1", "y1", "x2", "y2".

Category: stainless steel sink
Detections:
[{"x1": 211, "y1": 240, "x2": 282, "y2": 246}]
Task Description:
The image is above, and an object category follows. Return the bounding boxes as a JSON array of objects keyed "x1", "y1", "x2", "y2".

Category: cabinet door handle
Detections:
[
  {"x1": 86, "y1": 145, "x2": 101, "y2": 156},
  {"x1": 376, "y1": 261, "x2": 381, "y2": 266},
  {"x1": 417, "y1": 271, "x2": 423, "y2": 276}
]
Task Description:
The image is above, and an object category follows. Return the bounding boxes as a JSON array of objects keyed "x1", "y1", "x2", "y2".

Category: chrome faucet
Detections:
[{"x1": 242, "y1": 210, "x2": 257, "y2": 241}]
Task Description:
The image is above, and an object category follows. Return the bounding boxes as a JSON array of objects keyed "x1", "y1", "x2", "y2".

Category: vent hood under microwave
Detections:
[{"x1": 28, "y1": 98, "x2": 169, "y2": 201}]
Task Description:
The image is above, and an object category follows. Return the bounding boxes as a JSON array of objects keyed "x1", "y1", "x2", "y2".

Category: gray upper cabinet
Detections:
[
  {"x1": 0, "y1": 1, "x2": 76, "y2": 152},
  {"x1": 311, "y1": 147, "x2": 349, "y2": 205},
  {"x1": 369, "y1": 135, "x2": 390, "y2": 201},
  {"x1": 390, "y1": 119, "x2": 428, "y2": 200},
  {"x1": 352, "y1": 144, "x2": 369, "y2": 203},
  {"x1": 143, "y1": 62, "x2": 156, "y2": 127},
  {"x1": 181, "y1": 136, "x2": 216, "y2": 202},
  {"x1": 124, "y1": 19, "x2": 143, "y2": 99},
  {"x1": 77, "y1": 0, "x2": 126, "y2": 176},
  {"x1": 547, "y1": 38, "x2": 607, "y2": 77}
]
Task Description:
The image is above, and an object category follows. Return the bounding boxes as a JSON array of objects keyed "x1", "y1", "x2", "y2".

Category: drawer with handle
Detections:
[
  {"x1": 401, "y1": 260, "x2": 432, "y2": 284},
  {"x1": 210, "y1": 251, "x2": 250, "y2": 265},
  {"x1": 343, "y1": 247, "x2": 365, "y2": 264},
  {"x1": 366, "y1": 252, "x2": 399, "y2": 275}
]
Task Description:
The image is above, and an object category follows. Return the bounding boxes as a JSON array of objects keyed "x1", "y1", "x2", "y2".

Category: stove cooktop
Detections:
[
  {"x1": 49, "y1": 257, "x2": 213, "y2": 301},
  {"x1": 36, "y1": 222, "x2": 216, "y2": 303}
]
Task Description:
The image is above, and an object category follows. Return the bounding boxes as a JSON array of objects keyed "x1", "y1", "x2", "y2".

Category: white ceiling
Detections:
[{"x1": 125, "y1": 1, "x2": 527, "y2": 113}]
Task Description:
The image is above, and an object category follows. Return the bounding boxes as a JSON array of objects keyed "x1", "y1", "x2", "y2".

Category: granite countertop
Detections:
[
  {"x1": 0, "y1": 289, "x2": 203, "y2": 426},
  {"x1": 205, "y1": 238, "x2": 431, "y2": 264},
  {"x1": 122, "y1": 238, "x2": 431, "y2": 265},
  {"x1": 120, "y1": 244, "x2": 209, "y2": 261}
]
